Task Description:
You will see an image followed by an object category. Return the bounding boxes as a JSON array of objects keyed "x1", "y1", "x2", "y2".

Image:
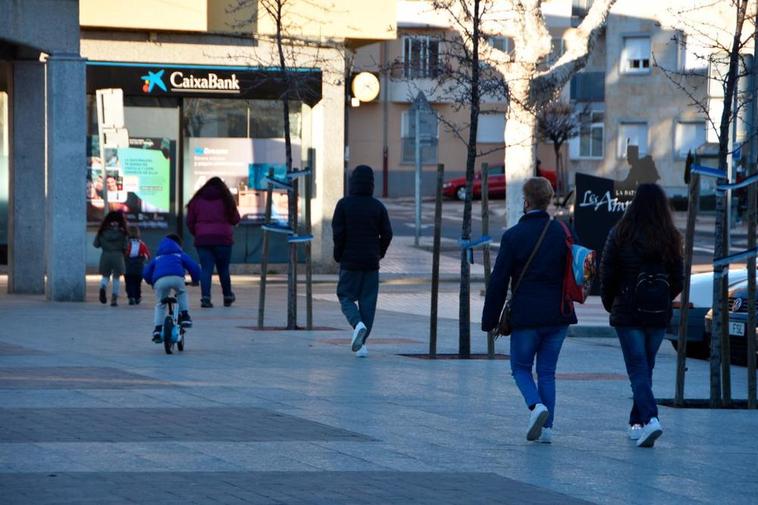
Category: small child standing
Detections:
[
  {"x1": 143, "y1": 234, "x2": 201, "y2": 343},
  {"x1": 125, "y1": 226, "x2": 151, "y2": 305},
  {"x1": 94, "y1": 211, "x2": 128, "y2": 306}
]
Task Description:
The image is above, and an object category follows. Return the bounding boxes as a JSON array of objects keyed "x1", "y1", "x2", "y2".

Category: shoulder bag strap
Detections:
[
  {"x1": 557, "y1": 220, "x2": 574, "y2": 245},
  {"x1": 511, "y1": 217, "x2": 553, "y2": 296}
]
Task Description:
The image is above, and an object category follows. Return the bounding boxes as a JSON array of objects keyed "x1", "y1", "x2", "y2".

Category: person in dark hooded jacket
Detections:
[
  {"x1": 143, "y1": 234, "x2": 201, "y2": 343},
  {"x1": 332, "y1": 165, "x2": 393, "y2": 357}
]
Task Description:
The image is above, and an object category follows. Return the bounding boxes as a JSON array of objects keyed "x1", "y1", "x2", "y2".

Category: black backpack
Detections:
[{"x1": 633, "y1": 261, "x2": 671, "y2": 316}]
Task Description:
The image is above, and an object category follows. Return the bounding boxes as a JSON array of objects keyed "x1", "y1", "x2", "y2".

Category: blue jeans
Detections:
[
  {"x1": 196, "y1": 245, "x2": 233, "y2": 300},
  {"x1": 615, "y1": 327, "x2": 665, "y2": 425},
  {"x1": 510, "y1": 325, "x2": 568, "y2": 428}
]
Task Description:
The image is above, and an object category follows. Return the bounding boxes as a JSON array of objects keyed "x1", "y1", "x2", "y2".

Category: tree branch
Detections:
[{"x1": 531, "y1": 0, "x2": 617, "y2": 103}]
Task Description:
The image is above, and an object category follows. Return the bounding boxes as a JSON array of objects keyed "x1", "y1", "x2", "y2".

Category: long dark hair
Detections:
[
  {"x1": 98, "y1": 211, "x2": 128, "y2": 236},
  {"x1": 187, "y1": 177, "x2": 237, "y2": 222},
  {"x1": 614, "y1": 183, "x2": 682, "y2": 264}
]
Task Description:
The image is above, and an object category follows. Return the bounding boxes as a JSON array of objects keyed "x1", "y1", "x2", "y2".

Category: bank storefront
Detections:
[{"x1": 85, "y1": 61, "x2": 322, "y2": 266}]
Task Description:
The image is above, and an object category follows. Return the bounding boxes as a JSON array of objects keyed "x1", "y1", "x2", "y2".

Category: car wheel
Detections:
[{"x1": 456, "y1": 186, "x2": 466, "y2": 201}]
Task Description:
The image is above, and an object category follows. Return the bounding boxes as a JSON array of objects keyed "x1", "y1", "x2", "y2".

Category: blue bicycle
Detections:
[{"x1": 160, "y1": 295, "x2": 185, "y2": 355}]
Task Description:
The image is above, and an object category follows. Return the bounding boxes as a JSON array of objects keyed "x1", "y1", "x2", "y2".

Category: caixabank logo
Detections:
[
  {"x1": 141, "y1": 70, "x2": 167, "y2": 93},
  {"x1": 141, "y1": 68, "x2": 241, "y2": 94}
]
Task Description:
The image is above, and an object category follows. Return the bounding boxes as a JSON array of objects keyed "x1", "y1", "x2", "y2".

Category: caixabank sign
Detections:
[{"x1": 86, "y1": 62, "x2": 322, "y2": 105}]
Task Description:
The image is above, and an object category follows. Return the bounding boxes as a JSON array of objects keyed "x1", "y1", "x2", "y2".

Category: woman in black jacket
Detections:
[{"x1": 600, "y1": 183, "x2": 683, "y2": 448}]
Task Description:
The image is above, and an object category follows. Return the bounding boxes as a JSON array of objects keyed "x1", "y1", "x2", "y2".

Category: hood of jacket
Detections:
[
  {"x1": 349, "y1": 165, "x2": 374, "y2": 196},
  {"x1": 155, "y1": 237, "x2": 183, "y2": 256}
]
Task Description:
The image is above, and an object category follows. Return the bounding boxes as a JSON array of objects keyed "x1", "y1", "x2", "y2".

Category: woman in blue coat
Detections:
[{"x1": 482, "y1": 177, "x2": 577, "y2": 444}]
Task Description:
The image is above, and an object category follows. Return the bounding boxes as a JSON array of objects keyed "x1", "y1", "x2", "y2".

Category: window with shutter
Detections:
[{"x1": 621, "y1": 37, "x2": 651, "y2": 74}]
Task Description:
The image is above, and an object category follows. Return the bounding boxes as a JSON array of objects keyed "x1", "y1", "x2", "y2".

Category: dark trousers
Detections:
[
  {"x1": 196, "y1": 245, "x2": 233, "y2": 300},
  {"x1": 337, "y1": 269, "x2": 379, "y2": 340},
  {"x1": 124, "y1": 274, "x2": 143, "y2": 300}
]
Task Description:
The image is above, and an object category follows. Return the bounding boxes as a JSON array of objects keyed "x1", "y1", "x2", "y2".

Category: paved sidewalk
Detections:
[{"x1": 0, "y1": 277, "x2": 756, "y2": 504}]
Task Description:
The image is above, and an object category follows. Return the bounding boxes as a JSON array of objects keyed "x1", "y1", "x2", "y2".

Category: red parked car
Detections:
[{"x1": 442, "y1": 164, "x2": 557, "y2": 200}]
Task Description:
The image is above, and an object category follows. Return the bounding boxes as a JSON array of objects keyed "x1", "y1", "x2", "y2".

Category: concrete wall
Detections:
[
  {"x1": 80, "y1": 0, "x2": 397, "y2": 42},
  {"x1": 0, "y1": 0, "x2": 80, "y2": 53},
  {"x1": 80, "y1": 0, "x2": 207, "y2": 32},
  {"x1": 256, "y1": 0, "x2": 397, "y2": 42}
]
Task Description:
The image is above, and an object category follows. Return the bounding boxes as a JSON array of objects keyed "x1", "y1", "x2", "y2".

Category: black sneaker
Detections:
[
  {"x1": 152, "y1": 326, "x2": 162, "y2": 343},
  {"x1": 110, "y1": 295, "x2": 118, "y2": 307},
  {"x1": 223, "y1": 293, "x2": 236, "y2": 307},
  {"x1": 135, "y1": 297, "x2": 142, "y2": 305},
  {"x1": 201, "y1": 297, "x2": 213, "y2": 308},
  {"x1": 178, "y1": 311, "x2": 193, "y2": 328},
  {"x1": 128, "y1": 298, "x2": 136, "y2": 306},
  {"x1": 99, "y1": 287, "x2": 107, "y2": 304}
]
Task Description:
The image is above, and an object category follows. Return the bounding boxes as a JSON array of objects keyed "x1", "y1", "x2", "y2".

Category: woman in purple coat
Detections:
[{"x1": 186, "y1": 177, "x2": 241, "y2": 308}]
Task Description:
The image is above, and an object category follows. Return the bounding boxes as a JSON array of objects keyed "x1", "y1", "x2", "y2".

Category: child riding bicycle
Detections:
[{"x1": 143, "y1": 234, "x2": 201, "y2": 343}]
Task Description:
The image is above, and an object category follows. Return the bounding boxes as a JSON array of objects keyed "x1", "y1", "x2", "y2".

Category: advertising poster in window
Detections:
[
  {"x1": 187, "y1": 137, "x2": 300, "y2": 224},
  {"x1": 87, "y1": 137, "x2": 174, "y2": 227}
]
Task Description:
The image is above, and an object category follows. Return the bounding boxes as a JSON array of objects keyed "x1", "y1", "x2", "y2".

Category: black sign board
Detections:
[
  {"x1": 86, "y1": 62, "x2": 323, "y2": 106},
  {"x1": 574, "y1": 173, "x2": 635, "y2": 294},
  {"x1": 574, "y1": 173, "x2": 632, "y2": 252}
]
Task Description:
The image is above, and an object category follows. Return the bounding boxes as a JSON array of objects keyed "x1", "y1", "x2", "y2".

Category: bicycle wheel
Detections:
[
  {"x1": 177, "y1": 330, "x2": 184, "y2": 352},
  {"x1": 163, "y1": 315, "x2": 174, "y2": 355}
]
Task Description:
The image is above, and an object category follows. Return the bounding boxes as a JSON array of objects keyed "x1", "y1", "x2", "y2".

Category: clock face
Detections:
[{"x1": 352, "y1": 72, "x2": 380, "y2": 102}]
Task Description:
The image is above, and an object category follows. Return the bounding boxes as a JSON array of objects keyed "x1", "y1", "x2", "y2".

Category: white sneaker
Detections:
[
  {"x1": 355, "y1": 345, "x2": 368, "y2": 358},
  {"x1": 527, "y1": 403, "x2": 549, "y2": 441},
  {"x1": 351, "y1": 322, "x2": 368, "y2": 352},
  {"x1": 627, "y1": 424, "x2": 643, "y2": 441},
  {"x1": 538, "y1": 427, "x2": 553, "y2": 444},
  {"x1": 636, "y1": 417, "x2": 663, "y2": 448}
]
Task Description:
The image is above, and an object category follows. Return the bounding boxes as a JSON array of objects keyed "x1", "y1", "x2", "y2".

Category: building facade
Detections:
[
  {"x1": 348, "y1": 0, "x2": 740, "y2": 198},
  {"x1": 0, "y1": 0, "x2": 396, "y2": 299}
]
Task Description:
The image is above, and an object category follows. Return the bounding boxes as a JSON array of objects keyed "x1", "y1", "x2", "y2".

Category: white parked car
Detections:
[{"x1": 667, "y1": 268, "x2": 754, "y2": 360}]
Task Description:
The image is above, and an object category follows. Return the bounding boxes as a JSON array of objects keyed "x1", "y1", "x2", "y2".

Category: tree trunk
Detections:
[
  {"x1": 553, "y1": 142, "x2": 563, "y2": 195},
  {"x1": 458, "y1": 0, "x2": 481, "y2": 357},
  {"x1": 710, "y1": 0, "x2": 748, "y2": 406},
  {"x1": 505, "y1": 91, "x2": 538, "y2": 228},
  {"x1": 274, "y1": 1, "x2": 297, "y2": 330}
]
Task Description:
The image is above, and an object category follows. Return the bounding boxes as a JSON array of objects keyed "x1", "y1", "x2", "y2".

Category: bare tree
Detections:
[
  {"x1": 424, "y1": 0, "x2": 505, "y2": 356},
  {"x1": 429, "y1": 1, "x2": 616, "y2": 227},
  {"x1": 415, "y1": 0, "x2": 611, "y2": 352},
  {"x1": 537, "y1": 100, "x2": 581, "y2": 195},
  {"x1": 227, "y1": 0, "x2": 352, "y2": 329},
  {"x1": 497, "y1": 0, "x2": 616, "y2": 227},
  {"x1": 655, "y1": 0, "x2": 754, "y2": 406}
]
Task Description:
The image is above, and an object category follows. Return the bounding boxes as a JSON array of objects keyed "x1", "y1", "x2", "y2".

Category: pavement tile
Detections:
[{"x1": 0, "y1": 278, "x2": 756, "y2": 504}]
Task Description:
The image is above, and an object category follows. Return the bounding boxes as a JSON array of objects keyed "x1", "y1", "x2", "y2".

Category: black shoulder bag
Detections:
[{"x1": 496, "y1": 218, "x2": 553, "y2": 337}]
